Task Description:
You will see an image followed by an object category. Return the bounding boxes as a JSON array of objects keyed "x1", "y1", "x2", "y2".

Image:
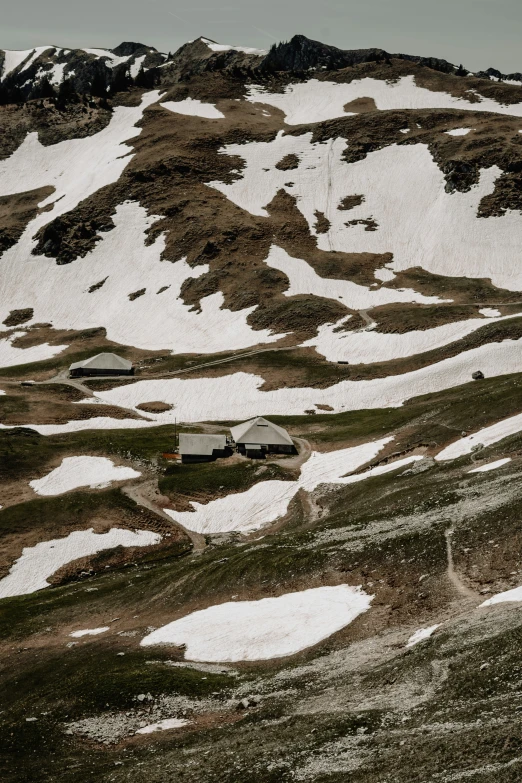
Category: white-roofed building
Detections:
[
  {"x1": 178, "y1": 433, "x2": 230, "y2": 463},
  {"x1": 230, "y1": 417, "x2": 295, "y2": 456},
  {"x1": 69, "y1": 352, "x2": 133, "y2": 377}
]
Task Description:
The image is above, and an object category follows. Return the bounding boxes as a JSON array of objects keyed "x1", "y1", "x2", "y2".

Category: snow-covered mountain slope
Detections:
[
  {"x1": 4, "y1": 34, "x2": 522, "y2": 783},
  {"x1": 2, "y1": 33, "x2": 522, "y2": 382}
]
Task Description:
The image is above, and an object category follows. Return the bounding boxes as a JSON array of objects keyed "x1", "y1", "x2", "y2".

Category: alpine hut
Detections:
[
  {"x1": 178, "y1": 434, "x2": 231, "y2": 464},
  {"x1": 69, "y1": 353, "x2": 133, "y2": 378},
  {"x1": 230, "y1": 417, "x2": 295, "y2": 457}
]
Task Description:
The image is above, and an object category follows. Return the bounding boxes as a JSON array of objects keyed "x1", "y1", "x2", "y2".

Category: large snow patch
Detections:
[
  {"x1": 4, "y1": 336, "x2": 522, "y2": 435},
  {"x1": 210, "y1": 137, "x2": 522, "y2": 291},
  {"x1": 0, "y1": 331, "x2": 68, "y2": 368},
  {"x1": 304, "y1": 312, "x2": 516, "y2": 364},
  {"x1": 90, "y1": 337, "x2": 522, "y2": 422},
  {"x1": 140, "y1": 585, "x2": 373, "y2": 661},
  {"x1": 165, "y1": 437, "x2": 394, "y2": 534},
  {"x1": 0, "y1": 528, "x2": 161, "y2": 599},
  {"x1": 29, "y1": 456, "x2": 141, "y2": 496},
  {"x1": 161, "y1": 98, "x2": 224, "y2": 119},
  {"x1": 246, "y1": 76, "x2": 522, "y2": 124},
  {"x1": 0, "y1": 201, "x2": 281, "y2": 353},
  {"x1": 436, "y1": 412, "x2": 522, "y2": 461},
  {"x1": 264, "y1": 245, "x2": 442, "y2": 310}
]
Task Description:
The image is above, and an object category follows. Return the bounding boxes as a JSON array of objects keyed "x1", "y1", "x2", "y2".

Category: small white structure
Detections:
[
  {"x1": 69, "y1": 352, "x2": 133, "y2": 378},
  {"x1": 179, "y1": 433, "x2": 229, "y2": 463},
  {"x1": 230, "y1": 416, "x2": 295, "y2": 456}
]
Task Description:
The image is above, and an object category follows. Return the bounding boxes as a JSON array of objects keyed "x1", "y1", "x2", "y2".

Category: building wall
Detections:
[
  {"x1": 181, "y1": 447, "x2": 232, "y2": 464},
  {"x1": 237, "y1": 443, "x2": 296, "y2": 455},
  {"x1": 69, "y1": 368, "x2": 134, "y2": 377}
]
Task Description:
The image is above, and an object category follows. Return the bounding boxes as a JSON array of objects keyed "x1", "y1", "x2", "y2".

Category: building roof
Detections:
[
  {"x1": 69, "y1": 353, "x2": 133, "y2": 371},
  {"x1": 230, "y1": 417, "x2": 293, "y2": 446},
  {"x1": 179, "y1": 433, "x2": 227, "y2": 456}
]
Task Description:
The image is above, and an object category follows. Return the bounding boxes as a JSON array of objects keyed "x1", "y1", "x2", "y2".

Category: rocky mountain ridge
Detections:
[{"x1": 1, "y1": 34, "x2": 520, "y2": 105}]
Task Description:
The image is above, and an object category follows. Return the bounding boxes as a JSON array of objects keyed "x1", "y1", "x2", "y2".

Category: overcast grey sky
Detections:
[{"x1": 3, "y1": 0, "x2": 522, "y2": 73}]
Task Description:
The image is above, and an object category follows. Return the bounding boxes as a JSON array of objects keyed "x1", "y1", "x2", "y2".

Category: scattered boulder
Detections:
[
  {"x1": 237, "y1": 695, "x2": 261, "y2": 710},
  {"x1": 472, "y1": 370, "x2": 485, "y2": 380}
]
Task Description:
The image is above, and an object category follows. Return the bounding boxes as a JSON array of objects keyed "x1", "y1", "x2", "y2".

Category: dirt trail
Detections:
[
  {"x1": 41, "y1": 369, "x2": 95, "y2": 397},
  {"x1": 271, "y1": 437, "x2": 312, "y2": 470},
  {"x1": 148, "y1": 344, "x2": 296, "y2": 379},
  {"x1": 445, "y1": 527, "x2": 478, "y2": 600},
  {"x1": 122, "y1": 479, "x2": 206, "y2": 552}
]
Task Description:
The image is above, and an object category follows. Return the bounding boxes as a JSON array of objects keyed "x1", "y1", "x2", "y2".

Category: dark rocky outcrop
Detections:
[
  {"x1": 259, "y1": 35, "x2": 390, "y2": 74},
  {"x1": 476, "y1": 67, "x2": 522, "y2": 83},
  {"x1": 111, "y1": 41, "x2": 152, "y2": 57},
  {"x1": 257, "y1": 34, "x2": 462, "y2": 76}
]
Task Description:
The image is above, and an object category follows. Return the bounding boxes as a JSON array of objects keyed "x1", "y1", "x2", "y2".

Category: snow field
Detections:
[
  {"x1": 86, "y1": 337, "x2": 522, "y2": 424},
  {"x1": 0, "y1": 90, "x2": 160, "y2": 222},
  {"x1": 0, "y1": 417, "x2": 153, "y2": 436},
  {"x1": 0, "y1": 330, "x2": 68, "y2": 368},
  {"x1": 166, "y1": 479, "x2": 301, "y2": 535},
  {"x1": 82, "y1": 49, "x2": 133, "y2": 68},
  {"x1": 374, "y1": 266, "x2": 396, "y2": 282},
  {"x1": 3, "y1": 333, "x2": 522, "y2": 437},
  {"x1": 165, "y1": 437, "x2": 394, "y2": 534},
  {"x1": 210, "y1": 135, "x2": 522, "y2": 291},
  {"x1": 445, "y1": 128, "x2": 472, "y2": 136},
  {"x1": 436, "y1": 412, "x2": 522, "y2": 461},
  {"x1": 481, "y1": 587, "x2": 522, "y2": 606},
  {"x1": 303, "y1": 311, "x2": 517, "y2": 364},
  {"x1": 40, "y1": 62, "x2": 68, "y2": 86},
  {"x1": 29, "y1": 456, "x2": 141, "y2": 496},
  {"x1": 264, "y1": 245, "x2": 443, "y2": 310},
  {"x1": 136, "y1": 718, "x2": 189, "y2": 734},
  {"x1": 6, "y1": 334, "x2": 522, "y2": 437},
  {"x1": 161, "y1": 98, "x2": 225, "y2": 119},
  {"x1": 246, "y1": 76, "x2": 522, "y2": 125},
  {"x1": 0, "y1": 201, "x2": 281, "y2": 353},
  {"x1": 130, "y1": 55, "x2": 146, "y2": 79},
  {"x1": 406, "y1": 625, "x2": 440, "y2": 647},
  {"x1": 201, "y1": 38, "x2": 266, "y2": 55},
  {"x1": 69, "y1": 627, "x2": 110, "y2": 638},
  {"x1": 140, "y1": 585, "x2": 373, "y2": 661},
  {"x1": 0, "y1": 91, "x2": 165, "y2": 334},
  {"x1": 0, "y1": 528, "x2": 161, "y2": 598},
  {"x1": 1, "y1": 47, "x2": 51, "y2": 80},
  {"x1": 468, "y1": 458, "x2": 512, "y2": 473}
]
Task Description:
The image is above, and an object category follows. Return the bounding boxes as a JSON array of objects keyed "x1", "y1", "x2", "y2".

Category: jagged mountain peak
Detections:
[
  {"x1": 261, "y1": 33, "x2": 390, "y2": 72},
  {"x1": 111, "y1": 41, "x2": 156, "y2": 57}
]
